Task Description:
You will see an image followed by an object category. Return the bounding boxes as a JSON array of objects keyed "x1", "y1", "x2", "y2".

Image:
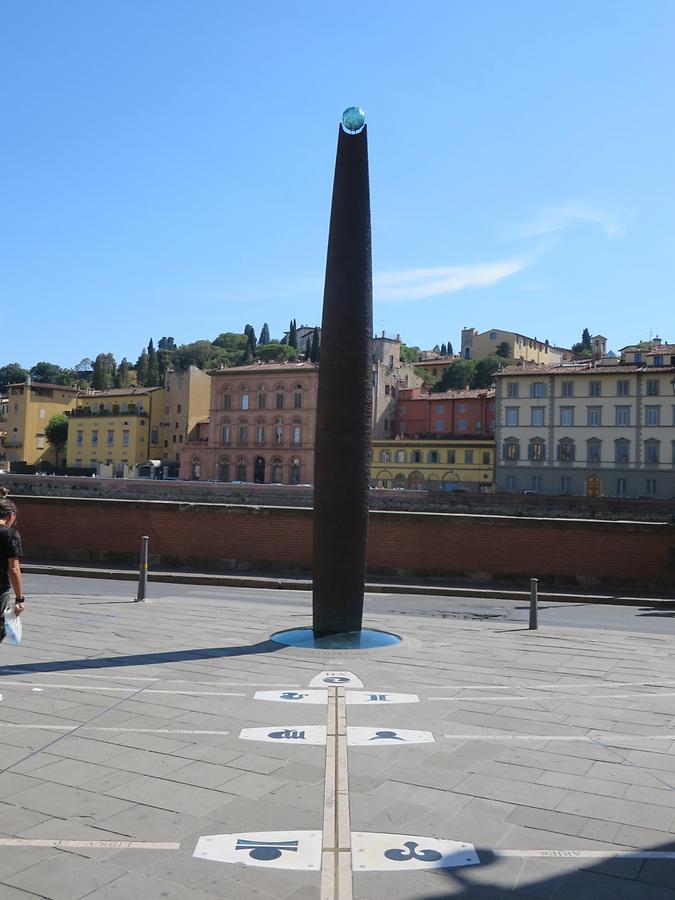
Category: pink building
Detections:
[{"x1": 180, "y1": 361, "x2": 319, "y2": 484}]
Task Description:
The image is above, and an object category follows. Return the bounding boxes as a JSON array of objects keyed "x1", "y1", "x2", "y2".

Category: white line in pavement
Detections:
[
  {"x1": 430, "y1": 690, "x2": 675, "y2": 702},
  {"x1": 0, "y1": 839, "x2": 180, "y2": 850},
  {"x1": 0, "y1": 681, "x2": 245, "y2": 697},
  {"x1": 2, "y1": 672, "x2": 299, "y2": 687},
  {"x1": 444, "y1": 733, "x2": 675, "y2": 742},
  {"x1": 426, "y1": 679, "x2": 675, "y2": 692},
  {"x1": 493, "y1": 850, "x2": 675, "y2": 860},
  {"x1": 0, "y1": 723, "x2": 230, "y2": 735}
]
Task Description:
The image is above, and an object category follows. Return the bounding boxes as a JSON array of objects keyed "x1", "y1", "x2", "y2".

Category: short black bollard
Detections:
[
  {"x1": 135, "y1": 535, "x2": 149, "y2": 602},
  {"x1": 529, "y1": 577, "x2": 538, "y2": 630}
]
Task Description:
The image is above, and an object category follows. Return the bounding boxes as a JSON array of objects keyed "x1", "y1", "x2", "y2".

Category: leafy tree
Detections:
[
  {"x1": 496, "y1": 341, "x2": 511, "y2": 358},
  {"x1": 0, "y1": 363, "x2": 29, "y2": 392},
  {"x1": 30, "y1": 361, "x2": 65, "y2": 384},
  {"x1": 258, "y1": 343, "x2": 300, "y2": 363},
  {"x1": 433, "y1": 359, "x2": 476, "y2": 392},
  {"x1": 91, "y1": 353, "x2": 116, "y2": 390},
  {"x1": 158, "y1": 336, "x2": 176, "y2": 350},
  {"x1": 45, "y1": 413, "x2": 69, "y2": 467},
  {"x1": 400, "y1": 344, "x2": 418, "y2": 363},
  {"x1": 432, "y1": 344, "x2": 441, "y2": 354},
  {"x1": 309, "y1": 327, "x2": 321, "y2": 363},
  {"x1": 258, "y1": 322, "x2": 271, "y2": 346},
  {"x1": 135, "y1": 349, "x2": 149, "y2": 385},
  {"x1": 472, "y1": 355, "x2": 506, "y2": 389},
  {"x1": 115, "y1": 358, "x2": 131, "y2": 388},
  {"x1": 571, "y1": 328, "x2": 593, "y2": 357},
  {"x1": 146, "y1": 339, "x2": 160, "y2": 386},
  {"x1": 288, "y1": 319, "x2": 298, "y2": 349},
  {"x1": 244, "y1": 324, "x2": 257, "y2": 357},
  {"x1": 74, "y1": 358, "x2": 94, "y2": 374},
  {"x1": 172, "y1": 340, "x2": 217, "y2": 371}
]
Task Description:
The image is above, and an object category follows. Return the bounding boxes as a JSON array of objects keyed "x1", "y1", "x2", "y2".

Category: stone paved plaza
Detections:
[{"x1": 1, "y1": 578, "x2": 675, "y2": 898}]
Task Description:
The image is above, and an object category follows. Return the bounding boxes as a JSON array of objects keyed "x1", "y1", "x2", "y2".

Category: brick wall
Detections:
[{"x1": 14, "y1": 495, "x2": 675, "y2": 591}]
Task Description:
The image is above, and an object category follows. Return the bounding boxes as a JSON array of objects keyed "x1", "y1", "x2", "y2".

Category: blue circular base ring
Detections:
[{"x1": 270, "y1": 627, "x2": 402, "y2": 650}]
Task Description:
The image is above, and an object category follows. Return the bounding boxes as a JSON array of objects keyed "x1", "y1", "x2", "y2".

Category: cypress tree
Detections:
[
  {"x1": 310, "y1": 327, "x2": 320, "y2": 363},
  {"x1": 259, "y1": 322, "x2": 270, "y2": 346},
  {"x1": 147, "y1": 338, "x2": 160, "y2": 386}
]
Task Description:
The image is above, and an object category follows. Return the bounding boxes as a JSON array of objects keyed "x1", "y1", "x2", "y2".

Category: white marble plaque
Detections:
[
  {"x1": 239, "y1": 726, "x2": 326, "y2": 745},
  {"x1": 346, "y1": 692, "x2": 419, "y2": 705},
  {"x1": 255, "y1": 690, "x2": 328, "y2": 704},
  {"x1": 352, "y1": 832, "x2": 480, "y2": 870},
  {"x1": 194, "y1": 831, "x2": 322, "y2": 869},
  {"x1": 309, "y1": 671, "x2": 364, "y2": 688},
  {"x1": 347, "y1": 727, "x2": 434, "y2": 746}
]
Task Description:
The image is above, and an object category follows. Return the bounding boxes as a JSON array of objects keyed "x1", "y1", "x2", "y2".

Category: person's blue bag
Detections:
[{"x1": 4, "y1": 608, "x2": 22, "y2": 645}]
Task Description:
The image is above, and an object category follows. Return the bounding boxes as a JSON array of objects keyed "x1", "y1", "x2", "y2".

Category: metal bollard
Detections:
[
  {"x1": 529, "y1": 577, "x2": 538, "y2": 630},
  {"x1": 135, "y1": 535, "x2": 149, "y2": 602}
]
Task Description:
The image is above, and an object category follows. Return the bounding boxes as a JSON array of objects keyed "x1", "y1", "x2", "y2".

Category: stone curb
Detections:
[{"x1": 22, "y1": 563, "x2": 675, "y2": 608}]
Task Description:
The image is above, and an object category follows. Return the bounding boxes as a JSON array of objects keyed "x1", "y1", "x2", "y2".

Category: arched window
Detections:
[
  {"x1": 272, "y1": 457, "x2": 283, "y2": 483},
  {"x1": 237, "y1": 456, "x2": 247, "y2": 481},
  {"x1": 503, "y1": 439, "x2": 520, "y2": 461},
  {"x1": 274, "y1": 418, "x2": 284, "y2": 444},
  {"x1": 615, "y1": 438, "x2": 630, "y2": 464},
  {"x1": 238, "y1": 420, "x2": 248, "y2": 444},
  {"x1": 294, "y1": 384, "x2": 303, "y2": 409},
  {"x1": 221, "y1": 419, "x2": 231, "y2": 444},
  {"x1": 528, "y1": 438, "x2": 546, "y2": 462},
  {"x1": 275, "y1": 385, "x2": 285, "y2": 409},
  {"x1": 644, "y1": 439, "x2": 660, "y2": 464},
  {"x1": 256, "y1": 419, "x2": 265, "y2": 444},
  {"x1": 291, "y1": 420, "x2": 302, "y2": 445},
  {"x1": 587, "y1": 438, "x2": 601, "y2": 464},
  {"x1": 191, "y1": 457, "x2": 201, "y2": 481},
  {"x1": 290, "y1": 456, "x2": 301, "y2": 485},
  {"x1": 219, "y1": 457, "x2": 230, "y2": 482},
  {"x1": 557, "y1": 439, "x2": 575, "y2": 462},
  {"x1": 223, "y1": 388, "x2": 232, "y2": 410},
  {"x1": 257, "y1": 386, "x2": 266, "y2": 409},
  {"x1": 240, "y1": 385, "x2": 249, "y2": 410}
]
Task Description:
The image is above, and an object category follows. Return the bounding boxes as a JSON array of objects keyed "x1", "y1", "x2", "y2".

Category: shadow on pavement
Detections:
[
  {"x1": 638, "y1": 608, "x2": 675, "y2": 618},
  {"x1": 417, "y1": 842, "x2": 675, "y2": 899},
  {"x1": 0, "y1": 639, "x2": 283, "y2": 676}
]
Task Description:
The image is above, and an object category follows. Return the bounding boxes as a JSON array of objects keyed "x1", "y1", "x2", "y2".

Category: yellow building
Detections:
[
  {"x1": 371, "y1": 438, "x2": 495, "y2": 492},
  {"x1": 162, "y1": 366, "x2": 211, "y2": 474},
  {"x1": 413, "y1": 355, "x2": 458, "y2": 386},
  {"x1": 461, "y1": 327, "x2": 565, "y2": 365},
  {"x1": 4, "y1": 381, "x2": 79, "y2": 467},
  {"x1": 66, "y1": 387, "x2": 164, "y2": 475}
]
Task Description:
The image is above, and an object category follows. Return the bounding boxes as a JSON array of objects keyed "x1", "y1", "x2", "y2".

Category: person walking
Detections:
[{"x1": 0, "y1": 488, "x2": 24, "y2": 644}]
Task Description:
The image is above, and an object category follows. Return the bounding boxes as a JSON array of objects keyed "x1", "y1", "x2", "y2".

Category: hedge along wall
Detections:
[{"x1": 15, "y1": 495, "x2": 675, "y2": 591}]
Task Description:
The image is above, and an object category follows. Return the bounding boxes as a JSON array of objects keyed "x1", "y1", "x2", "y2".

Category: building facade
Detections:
[
  {"x1": 394, "y1": 387, "x2": 495, "y2": 439},
  {"x1": 371, "y1": 438, "x2": 494, "y2": 492},
  {"x1": 180, "y1": 361, "x2": 319, "y2": 484},
  {"x1": 461, "y1": 327, "x2": 566, "y2": 365},
  {"x1": 159, "y1": 366, "x2": 210, "y2": 475},
  {"x1": 494, "y1": 352, "x2": 675, "y2": 497},
  {"x1": 4, "y1": 381, "x2": 79, "y2": 467},
  {"x1": 65, "y1": 387, "x2": 164, "y2": 475},
  {"x1": 371, "y1": 333, "x2": 423, "y2": 439}
]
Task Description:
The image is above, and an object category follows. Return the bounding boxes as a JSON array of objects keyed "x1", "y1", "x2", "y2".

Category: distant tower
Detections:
[
  {"x1": 591, "y1": 335, "x2": 607, "y2": 360},
  {"x1": 461, "y1": 327, "x2": 477, "y2": 360}
]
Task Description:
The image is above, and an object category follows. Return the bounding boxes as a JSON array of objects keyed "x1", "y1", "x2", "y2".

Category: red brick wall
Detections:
[{"x1": 16, "y1": 496, "x2": 675, "y2": 590}]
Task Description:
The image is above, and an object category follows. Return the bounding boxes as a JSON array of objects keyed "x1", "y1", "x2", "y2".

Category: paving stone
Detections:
[
  {"x1": 6, "y1": 781, "x2": 133, "y2": 820},
  {"x1": 453, "y1": 773, "x2": 568, "y2": 810},
  {"x1": 3, "y1": 853, "x2": 124, "y2": 899},
  {"x1": 556, "y1": 790, "x2": 675, "y2": 831}
]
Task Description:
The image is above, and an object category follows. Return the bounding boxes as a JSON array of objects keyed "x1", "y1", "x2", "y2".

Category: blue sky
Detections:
[{"x1": 2, "y1": 1, "x2": 674, "y2": 369}]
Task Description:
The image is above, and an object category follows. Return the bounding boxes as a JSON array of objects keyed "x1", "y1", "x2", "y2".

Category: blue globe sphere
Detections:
[{"x1": 342, "y1": 107, "x2": 366, "y2": 133}]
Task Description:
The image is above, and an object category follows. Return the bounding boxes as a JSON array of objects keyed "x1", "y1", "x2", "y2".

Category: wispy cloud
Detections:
[
  {"x1": 375, "y1": 254, "x2": 533, "y2": 302},
  {"x1": 513, "y1": 204, "x2": 624, "y2": 239}
]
